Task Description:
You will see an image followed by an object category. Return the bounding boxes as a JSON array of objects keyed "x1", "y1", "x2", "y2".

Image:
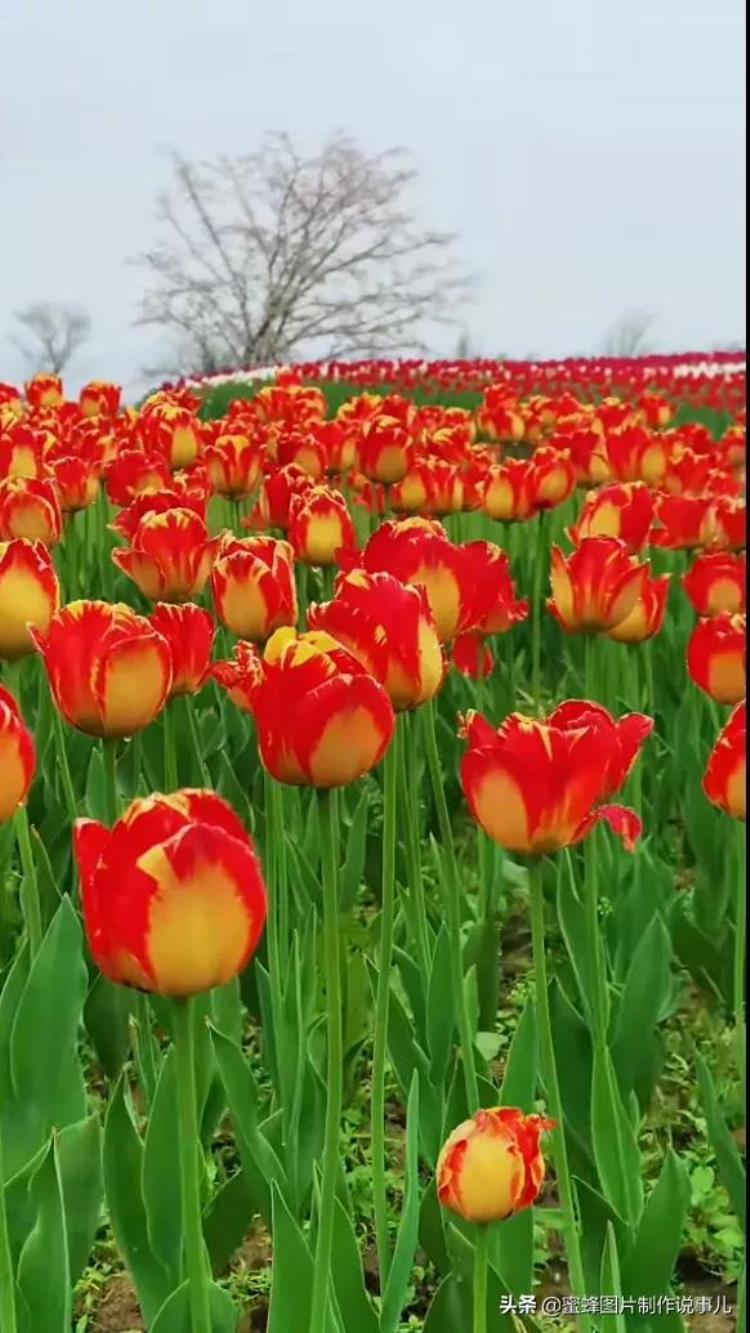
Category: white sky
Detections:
[{"x1": 1, "y1": 0, "x2": 746, "y2": 397}]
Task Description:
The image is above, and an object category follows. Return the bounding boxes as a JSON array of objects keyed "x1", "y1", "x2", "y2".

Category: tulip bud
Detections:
[
  {"x1": 437, "y1": 1108, "x2": 554, "y2": 1223},
  {"x1": 0, "y1": 685, "x2": 36, "y2": 823}
]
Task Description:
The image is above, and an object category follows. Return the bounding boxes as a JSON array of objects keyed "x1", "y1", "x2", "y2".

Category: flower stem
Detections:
[
  {"x1": 102, "y1": 740, "x2": 119, "y2": 825},
  {"x1": 14, "y1": 804, "x2": 42, "y2": 957},
  {"x1": 263, "y1": 770, "x2": 288, "y2": 1116},
  {"x1": 528, "y1": 858, "x2": 592, "y2": 1333},
  {"x1": 531, "y1": 511, "x2": 548, "y2": 714},
  {"x1": 0, "y1": 1118, "x2": 18, "y2": 1333},
  {"x1": 371, "y1": 731, "x2": 399, "y2": 1287},
  {"x1": 422, "y1": 700, "x2": 479, "y2": 1110},
  {"x1": 473, "y1": 1225, "x2": 489, "y2": 1333},
  {"x1": 163, "y1": 704, "x2": 179, "y2": 791},
  {"x1": 401, "y1": 711, "x2": 430, "y2": 978},
  {"x1": 309, "y1": 789, "x2": 342, "y2": 1333},
  {"x1": 733, "y1": 819, "x2": 746, "y2": 1099},
  {"x1": 54, "y1": 709, "x2": 77, "y2": 820},
  {"x1": 172, "y1": 998, "x2": 212, "y2": 1333},
  {"x1": 584, "y1": 633, "x2": 609, "y2": 1042}
]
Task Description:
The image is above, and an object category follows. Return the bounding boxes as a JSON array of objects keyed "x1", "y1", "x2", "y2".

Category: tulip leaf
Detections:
[
  {"x1": 599, "y1": 1223, "x2": 627, "y2": 1333},
  {"x1": 339, "y1": 786, "x2": 370, "y2": 911},
  {"x1": 556, "y1": 853, "x2": 596, "y2": 1021},
  {"x1": 619, "y1": 1148, "x2": 690, "y2": 1313},
  {"x1": 419, "y1": 1179, "x2": 451, "y2": 1276},
  {"x1": 591, "y1": 1045, "x2": 643, "y2": 1230},
  {"x1": 83, "y1": 973, "x2": 133, "y2": 1082},
  {"x1": 150, "y1": 1278, "x2": 238, "y2": 1332},
  {"x1": 84, "y1": 748, "x2": 111, "y2": 825},
  {"x1": 499, "y1": 996, "x2": 537, "y2": 1111},
  {"x1": 330, "y1": 1197, "x2": 379, "y2": 1333},
  {"x1": 695, "y1": 1051, "x2": 746, "y2": 1234},
  {"x1": 427, "y1": 924, "x2": 455, "y2": 1085},
  {"x1": 142, "y1": 1049, "x2": 183, "y2": 1280},
  {"x1": 380, "y1": 1073, "x2": 421, "y2": 1333},
  {"x1": 267, "y1": 1181, "x2": 314, "y2": 1333},
  {"x1": 210, "y1": 1025, "x2": 290, "y2": 1227},
  {"x1": 16, "y1": 1139, "x2": 71, "y2": 1333},
  {"x1": 203, "y1": 1169, "x2": 258, "y2": 1277},
  {"x1": 57, "y1": 1113, "x2": 103, "y2": 1284},
  {"x1": 103, "y1": 1075, "x2": 173, "y2": 1324},
  {"x1": 611, "y1": 914, "x2": 673, "y2": 1105}
]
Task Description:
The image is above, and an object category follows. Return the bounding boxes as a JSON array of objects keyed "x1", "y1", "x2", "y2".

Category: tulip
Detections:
[
  {"x1": 204, "y1": 432, "x2": 264, "y2": 499},
  {"x1": 704, "y1": 701, "x2": 746, "y2": 821},
  {"x1": 211, "y1": 534, "x2": 298, "y2": 641},
  {"x1": 605, "y1": 424, "x2": 668, "y2": 485},
  {"x1": 530, "y1": 446, "x2": 576, "y2": 510},
  {"x1": 275, "y1": 428, "x2": 327, "y2": 479},
  {"x1": 650, "y1": 493, "x2": 714, "y2": 550},
  {"x1": 79, "y1": 381, "x2": 122, "y2": 419},
  {"x1": 606, "y1": 571, "x2": 670, "y2": 643},
  {"x1": 214, "y1": 626, "x2": 395, "y2": 787},
  {"x1": 483, "y1": 460, "x2": 536, "y2": 522},
  {"x1": 687, "y1": 613, "x2": 746, "y2": 705},
  {"x1": 307, "y1": 569, "x2": 444, "y2": 710},
  {"x1": 683, "y1": 552, "x2": 746, "y2": 617},
  {"x1": 143, "y1": 403, "x2": 202, "y2": 470},
  {"x1": 0, "y1": 429, "x2": 43, "y2": 480},
  {"x1": 452, "y1": 632, "x2": 495, "y2": 679},
  {"x1": 548, "y1": 538, "x2": 649, "y2": 634},
  {"x1": 112, "y1": 508, "x2": 218, "y2": 603},
  {"x1": 0, "y1": 685, "x2": 36, "y2": 823},
  {"x1": 150, "y1": 603, "x2": 215, "y2": 696},
  {"x1": 288, "y1": 485, "x2": 356, "y2": 567},
  {"x1": 49, "y1": 455, "x2": 100, "y2": 512},
  {"x1": 0, "y1": 539, "x2": 60, "y2": 661},
  {"x1": 32, "y1": 600, "x2": 172, "y2": 738},
  {"x1": 547, "y1": 700, "x2": 653, "y2": 798},
  {"x1": 74, "y1": 790, "x2": 267, "y2": 996},
  {"x1": 0, "y1": 476, "x2": 63, "y2": 546},
  {"x1": 712, "y1": 495, "x2": 746, "y2": 551},
  {"x1": 110, "y1": 487, "x2": 208, "y2": 541},
  {"x1": 437, "y1": 1107, "x2": 554, "y2": 1222},
  {"x1": 248, "y1": 463, "x2": 311, "y2": 531},
  {"x1": 568, "y1": 482, "x2": 655, "y2": 551},
  {"x1": 25, "y1": 373, "x2": 63, "y2": 409},
  {"x1": 459, "y1": 708, "x2": 643, "y2": 855},
  {"x1": 357, "y1": 418, "x2": 413, "y2": 483},
  {"x1": 105, "y1": 450, "x2": 172, "y2": 508}
]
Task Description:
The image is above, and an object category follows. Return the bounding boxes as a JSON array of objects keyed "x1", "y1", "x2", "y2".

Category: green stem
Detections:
[
  {"x1": 422, "y1": 701, "x2": 479, "y2": 1110},
  {"x1": 172, "y1": 999, "x2": 212, "y2": 1333},
  {"x1": 531, "y1": 511, "x2": 548, "y2": 713},
  {"x1": 309, "y1": 789, "x2": 342, "y2": 1333},
  {"x1": 733, "y1": 820, "x2": 746, "y2": 1096},
  {"x1": 263, "y1": 771, "x2": 287, "y2": 1116},
  {"x1": 528, "y1": 859, "x2": 592, "y2": 1333},
  {"x1": 401, "y1": 712, "x2": 430, "y2": 978},
  {"x1": 54, "y1": 709, "x2": 77, "y2": 820},
  {"x1": 271, "y1": 779, "x2": 289, "y2": 960},
  {"x1": 14, "y1": 804, "x2": 42, "y2": 957},
  {"x1": 584, "y1": 634, "x2": 608, "y2": 1043},
  {"x1": 163, "y1": 703, "x2": 179, "y2": 791},
  {"x1": 102, "y1": 740, "x2": 119, "y2": 825},
  {"x1": 185, "y1": 697, "x2": 211, "y2": 787},
  {"x1": 0, "y1": 1118, "x2": 18, "y2": 1333},
  {"x1": 473, "y1": 1225, "x2": 489, "y2": 1333},
  {"x1": 371, "y1": 732, "x2": 399, "y2": 1287}
]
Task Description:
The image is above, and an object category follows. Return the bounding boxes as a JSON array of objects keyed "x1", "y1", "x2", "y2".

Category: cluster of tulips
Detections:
[{"x1": 0, "y1": 360, "x2": 745, "y2": 1333}]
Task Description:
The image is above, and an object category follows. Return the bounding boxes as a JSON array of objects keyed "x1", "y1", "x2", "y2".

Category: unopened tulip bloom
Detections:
[
  {"x1": 606, "y1": 571, "x2": 670, "y2": 643},
  {"x1": 113, "y1": 508, "x2": 219, "y2": 603},
  {"x1": 143, "y1": 403, "x2": 202, "y2": 470},
  {"x1": 211, "y1": 535, "x2": 297, "y2": 641},
  {"x1": 288, "y1": 485, "x2": 356, "y2": 566},
  {"x1": 0, "y1": 685, "x2": 36, "y2": 823},
  {"x1": 704, "y1": 702, "x2": 746, "y2": 820},
  {"x1": 74, "y1": 790, "x2": 267, "y2": 997},
  {"x1": 687, "y1": 613, "x2": 746, "y2": 705},
  {"x1": 32, "y1": 600, "x2": 172, "y2": 738},
  {"x1": 248, "y1": 464, "x2": 311, "y2": 532},
  {"x1": 606, "y1": 425, "x2": 668, "y2": 486},
  {"x1": 712, "y1": 495, "x2": 746, "y2": 551},
  {"x1": 459, "y1": 709, "x2": 643, "y2": 855},
  {"x1": 530, "y1": 446, "x2": 576, "y2": 510},
  {"x1": 683, "y1": 552, "x2": 746, "y2": 617},
  {"x1": 214, "y1": 627, "x2": 395, "y2": 787},
  {"x1": 547, "y1": 700, "x2": 653, "y2": 798},
  {"x1": 0, "y1": 477, "x2": 63, "y2": 546},
  {"x1": 307, "y1": 570, "x2": 444, "y2": 710},
  {"x1": 150, "y1": 603, "x2": 215, "y2": 696},
  {"x1": 106, "y1": 450, "x2": 172, "y2": 508},
  {"x1": 437, "y1": 1108, "x2": 554, "y2": 1223},
  {"x1": 650, "y1": 493, "x2": 714, "y2": 550},
  {"x1": 50, "y1": 455, "x2": 101, "y2": 512},
  {"x1": 452, "y1": 632, "x2": 495, "y2": 679},
  {"x1": 548, "y1": 538, "x2": 649, "y2": 634},
  {"x1": 275, "y1": 429, "x2": 327, "y2": 479},
  {"x1": 110, "y1": 487, "x2": 208, "y2": 542},
  {"x1": 357, "y1": 418, "x2": 413, "y2": 483},
  {"x1": 0, "y1": 429, "x2": 42, "y2": 480},
  {"x1": 79, "y1": 381, "x2": 121, "y2": 419},
  {"x1": 568, "y1": 482, "x2": 655, "y2": 551},
  {"x1": 0, "y1": 539, "x2": 60, "y2": 661},
  {"x1": 25, "y1": 373, "x2": 63, "y2": 409},
  {"x1": 204, "y1": 432, "x2": 264, "y2": 499},
  {"x1": 483, "y1": 460, "x2": 537, "y2": 522}
]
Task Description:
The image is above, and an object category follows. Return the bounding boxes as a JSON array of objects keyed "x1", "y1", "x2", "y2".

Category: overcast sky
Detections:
[{"x1": 1, "y1": 0, "x2": 745, "y2": 397}]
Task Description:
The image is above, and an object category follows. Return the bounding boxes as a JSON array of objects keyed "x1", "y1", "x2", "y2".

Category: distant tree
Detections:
[
  {"x1": 135, "y1": 132, "x2": 468, "y2": 374},
  {"x1": 10, "y1": 302, "x2": 92, "y2": 374},
  {"x1": 602, "y1": 310, "x2": 655, "y2": 357}
]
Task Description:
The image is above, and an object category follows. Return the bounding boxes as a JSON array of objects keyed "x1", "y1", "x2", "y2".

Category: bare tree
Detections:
[
  {"x1": 602, "y1": 309, "x2": 656, "y2": 357},
  {"x1": 135, "y1": 132, "x2": 468, "y2": 373},
  {"x1": 11, "y1": 302, "x2": 92, "y2": 374}
]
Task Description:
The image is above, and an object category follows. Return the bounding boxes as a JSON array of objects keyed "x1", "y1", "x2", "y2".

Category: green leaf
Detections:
[
  {"x1": 142, "y1": 1050, "x2": 183, "y2": 1279},
  {"x1": 620, "y1": 1149, "x2": 689, "y2": 1310},
  {"x1": 427, "y1": 925, "x2": 454, "y2": 1085},
  {"x1": 84, "y1": 748, "x2": 110, "y2": 824},
  {"x1": 150, "y1": 1278, "x2": 238, "y2": 1332},
  {"x1": 499, "y1": 997, "x2": 537, "y2": 1110},
  {"x1": 599, "y1": 1223, "x2": 627, "y2": 1333},
  {"x1": 591, "y1": 1046, "x2": 643, "y2": 1230},
  {"x1": 267, "y1": 1182, "x2": 314, "y2": 1333},
  {"x1": 695, "y1": 1052, "x2": 746, "y2": 1234},
  {"x1": 556, "y1": 854, "x2": 596, "y2": 1020},
  {"x1": 203, "y1": 1170, "x2": 257, "y2": 1277},
  {"x1": 16, "y1": 1139, "x2": 71, "y2": 1333},
  {"x1": 103, "y1": 1076, "x2": 172, "y2": 1324},
  {"x1": 339, "y1": 788, "x2": 370, "y2": 911},
  {"x1": 380, "y1": 1073, "x2": 420, "y2": 1333},
  {"x1": 211, "y1": 1026, "x2": 289, "y2": 1228},
  {"x1": 57, "y1": 1114, "x2": 103, "y2": 1284},
  {"x1": 83, "y1": 974, "x2": 133, "y2": 1082},
  {"x1": 330, "y1": 1198, "x2": 379, "y2": 1333},
  {"x1": 611, "y1": 915, "x2": 673, "y2": 1104}
]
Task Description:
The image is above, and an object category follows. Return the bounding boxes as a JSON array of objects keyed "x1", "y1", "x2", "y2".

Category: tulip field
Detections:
[{"x1": 0, "y1": 353, "x2": 746, "y2": 1332}]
